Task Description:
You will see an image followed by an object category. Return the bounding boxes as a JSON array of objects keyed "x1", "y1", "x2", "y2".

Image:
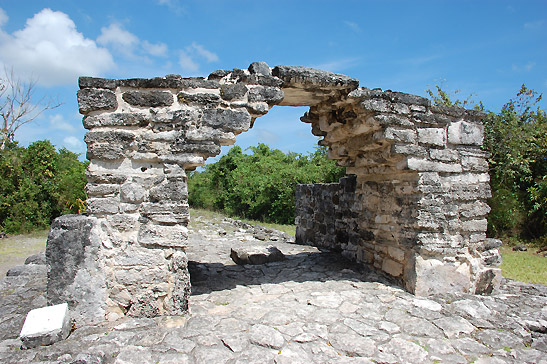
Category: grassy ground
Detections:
[
  {"x1": 500, "y1": 245, "x2": 547, "y2": 285},
  {"x1": 189, "y1": 207, "x2": 296, "y2": 236},
  {"x1": 0, "y1": 229, "x2": 49, "y2": 277}
]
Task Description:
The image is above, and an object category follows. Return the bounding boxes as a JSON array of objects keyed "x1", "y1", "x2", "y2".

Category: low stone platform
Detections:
[{"x1": 1, "y1": 214, "x2": 546, "y2": 363}]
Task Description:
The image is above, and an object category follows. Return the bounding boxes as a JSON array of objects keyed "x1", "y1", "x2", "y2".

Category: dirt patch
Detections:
[{"x1": 0, "y1": 230, "x2": 48, "y2": 277}]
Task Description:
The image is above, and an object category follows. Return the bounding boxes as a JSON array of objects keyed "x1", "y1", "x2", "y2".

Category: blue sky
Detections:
[{"x1": 0, "y1": 0, "x2": 545, "y2": 161}]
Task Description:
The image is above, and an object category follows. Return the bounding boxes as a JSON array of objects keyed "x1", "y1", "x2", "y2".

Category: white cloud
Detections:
[
  {"x1": 524, "y1": 20, "x2": 545, "y2": 30},
  {"x1": 156, "y1": 0, "x2": 185, "y2": 15},
  {"x1": 0, "y1": 8, "x2": 114, "y2": 86},
  {"x1": 63, "y1": 135, "x2": 85, "y2": 152},
  {"x1": 177, "y1": 43, "x2": 218, "y2": 74},
  {"x1": 311, "y1": 57, "x2": 361, "y2": 73},
  {"x1": 142, "y1": 40, "x2": 167, "y2": 57},
  {"x1": 255, "y1": 128, "x2": 280, "y2": 144},
  {"x1": 178, "y1": 50, "x2": 199, "y2": 73},
  {"x1": 189, "y1": 42, "x2": 219, "y2": 62},
  {"x1": 512, "y1": 62, "x2": 536, "y2": 72},
  {"x1": 344, "y1": 21, "x2": 361, "y2": 33},
  {"x1": 50, "y1": 114, "x2": 75, "y2": 132},
  {"x1": 0, "y1": 8, "x2": 8, "y2": 27},
  {"x1": 97, "y1": 23, "x2": 139, "y2": 56},
  {"x1": 97, "y1": 22, "x2": 169, "y2": 60}
]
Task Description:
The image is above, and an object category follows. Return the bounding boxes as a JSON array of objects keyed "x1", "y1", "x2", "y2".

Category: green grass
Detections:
[
  {"x1": 500, "y1": 245, "x2": 547, "y2": 285},
  {"x1": 189, "y1": 207, "x2": 296, "y2": 236}
]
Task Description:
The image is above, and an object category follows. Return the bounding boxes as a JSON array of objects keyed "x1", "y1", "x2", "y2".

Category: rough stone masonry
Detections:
[{"x1": 49, "y1": 62, "x2": 501, "y2": 324}]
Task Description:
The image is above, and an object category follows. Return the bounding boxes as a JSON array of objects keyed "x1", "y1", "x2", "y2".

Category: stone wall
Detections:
[{"x1": 47, "y1": 62, "x2": 502, "y2": 324}]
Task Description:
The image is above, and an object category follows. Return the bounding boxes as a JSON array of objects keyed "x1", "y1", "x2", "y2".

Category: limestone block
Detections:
[
  {"x1": 248, "y1": 61, "x2": 271, "y2": 76},
  {"x1": 185, "y1": 125, "x2": 236, "y2": 145},
  {"x1": 77, "y1": 88, "x2": 117, "y2": 114},
  {"x1": 87, "y1": 197, "x2": 119, "y2": 214},
  {"x1": 86, "y1": 143, "x2": 125, "y2": 161},
  {"x1": 120, "y1": 182, "x2": 146, "y2": 204},
  {"x1": 382, "y1": 258, "x2": 403, "y2": 277},
  {"x1": 461, "y1": 155, "x2": 489, "y2": 172},
  {"x1": 20, "y1": 303, "x2": 71, "y2": 349},
  {"x1": 158, "y1": 154, "x2": 204, "y2": 168},
  {"x1": 448, "y1": 121, "x2": 484, "y2": 145},
  {"x1": 220, "y1": 84, "x2": 248, "y2": 100},
  {"x1": 360, "y1": 98, "x2": 391, "y2": 113},
  {"x1": 374, "y1": 114, "x2": 413, "y2": 127},
  {"x1": 461, "y1": 201, "x2": 491, "y2": 218},
  {"x1": 383, "y1": 127, "x2": 417, "y2": 144},
  {"x1": 406, "y1": 255, "x2": 471, "y2": 296},
  {"x1": 86, "y1": 183, "x2": 119, "y2": 197},
  {"x1": 177, "y1": 91, "x2": 221, "y2": 105},
  {"x1": 171, "y1": 141, "x2": 221, "y2": 157},
  {"x1": 391, "y1": 144, "x2": 427, "y2": 157},
  {"x1": 272, "y1": 65, "x2": 359, "y2": 88},
  {"x1": 79, "y1": 76, "x2": 118, "y2": 90},
  {"x1": 107, "y1": 214, "x2": 139, "y2": 232},
  {"x1": 138, "y1": 223, "x2": 188, "y2": 248},
  {"x1": 461, "y1": 219, "x2": 488, "y2": 232},
  {"x1": 429, "y1": 148, "x2": 459, "y2": 162},
  {"x1": 407, "y1": 157, "x2": 462, "y2": 173},
  {"x1": 248, "y1": 86, "x2": 284, "y2": 104},
  {"x1": 83, "y1": 113, "x2": 149, "y2": 129},
  {"x1": 202, "y1": 108, "x2": 251, "y2": 133},
  {"x1": 417, "y1": 128, "x2": 446, "y2": 147},
  {"x1": 230, "y1": 245, "x2": 285, "y2": 265},
  {"x1": 149, "y1": 180, "x2": 188, "y2": 202},
  {"x1": 46, "y1": 215, "x2": 107, "y2": 325},
  {"x1": 388, "y1": 246, "x2": 406, "y2": 262},
  {"x1": 118, "y1": 75, "x2": 184, "y2": 89},
  {"x1": 122, "y1": 90, "x2": 174, "y2": 107}
]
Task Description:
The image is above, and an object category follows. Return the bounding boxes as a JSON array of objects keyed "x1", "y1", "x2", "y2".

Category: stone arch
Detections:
[{"x1": 50, "y1": 62, "x2": 501, "y2": 324}]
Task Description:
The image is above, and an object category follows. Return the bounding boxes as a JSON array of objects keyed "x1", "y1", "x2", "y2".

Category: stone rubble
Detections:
[{"x1": 1, "y1": 213, "x2": 545, "y2": 363}]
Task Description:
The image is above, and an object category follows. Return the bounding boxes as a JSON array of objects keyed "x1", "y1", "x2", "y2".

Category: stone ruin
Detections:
[{"x1": 46, "y1": 62, "x2": 502, "y2": 325}]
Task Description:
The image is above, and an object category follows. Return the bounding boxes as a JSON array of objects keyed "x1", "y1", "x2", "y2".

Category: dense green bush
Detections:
[
  {"x1": 483, "y1": 85, "x2": 547, "y2": 241},
  {"x1": 188, "y1": 144, "x2": 345, "y2": 224},
  {"x1": 0, "y1": 140, "x2": 87, "y2": 233}
]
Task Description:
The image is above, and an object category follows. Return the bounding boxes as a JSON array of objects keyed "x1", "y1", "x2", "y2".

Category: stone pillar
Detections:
[{"x1": 301, "y1": 88, "x2": 502, "y2": 295}]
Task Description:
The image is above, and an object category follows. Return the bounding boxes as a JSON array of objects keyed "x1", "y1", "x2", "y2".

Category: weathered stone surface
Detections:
[
  {"x1": 19, "y1": 303, "x2": 71, "y2": 349},
  {"x1": 24, "y1": 252, "x2": 46, "y2": 265},
  {"x1": 202, "y1": 108, "x2": 251, "y2": 133},
  {"x1": 230, "y1": 245, "x2": 285, "y2": 265},
  {"x1": 79, "y1": 76, "x2": 118, "y2": 90},
  {"x1": 248, "y1": 86, "x2": 284, "y2": 104},
  {"x1": 77, "y1": 88, "x2": 117, "y2": 114},
  {"x1": 249, "y1": 324, "x2": 285, "y2": 349},
  {"x1": 448, "y1": 120, "x2": 484, "y2": 145},
  {"x1": 138, "y1": 223, "x2": 188, "y2": 248},
  {"x1": 272, "y1": 65, "x2": 359, "y2": 88},
  {"x1": 122, "y1": 90, "x2": 174, "y2": 107},
  {"x1": 46, "y1": 215, "x2": 107, "y2": 325},
  {"x1": 220, "y1": 84, "x2": 248, "y2": 100},
  {"x1": 248, "y1": 61, "x2": 271, "y2": 76}
]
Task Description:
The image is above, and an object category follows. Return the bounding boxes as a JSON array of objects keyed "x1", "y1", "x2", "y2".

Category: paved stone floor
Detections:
[{"x1": 1, "y1": 214, "x2": 546, "y2": 363}]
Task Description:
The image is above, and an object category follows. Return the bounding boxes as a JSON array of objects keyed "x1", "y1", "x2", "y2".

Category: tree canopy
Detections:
[
  {"x1": 188, "y1": 144, "x2": 345, "y2": 224},
  {"x1": 0, "y1": 140, "x2": 87, "y2": 233}
]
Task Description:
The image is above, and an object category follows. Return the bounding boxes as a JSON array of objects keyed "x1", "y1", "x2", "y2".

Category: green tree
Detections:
[
  {"x1": 483, "y1": 85, "x2": 547, "y2": 239},
  {"x1": 0, "y1": 140, "x2": 87, "y2": 233},
  {"x1": 188, "y1": 144, "x2": 345, "y2": 224}
]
